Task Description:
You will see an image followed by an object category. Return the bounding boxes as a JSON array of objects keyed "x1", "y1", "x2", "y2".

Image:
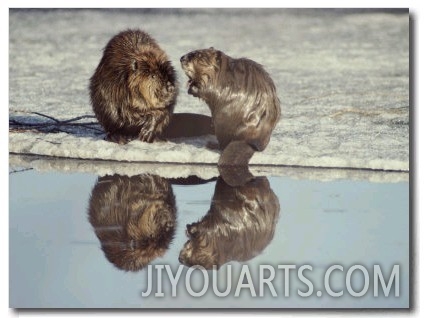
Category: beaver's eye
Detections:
[{"x1": 151, "y1": 74, "x2": 156, "y2": 79}]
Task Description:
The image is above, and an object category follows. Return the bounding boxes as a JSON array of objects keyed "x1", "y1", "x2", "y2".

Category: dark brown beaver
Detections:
[
  {"x1": 180, "y1": 47, "x2": 281, "y2": 165},
  {"x1": 90, "y1": 29, "x2": 177, "y2": 143}
]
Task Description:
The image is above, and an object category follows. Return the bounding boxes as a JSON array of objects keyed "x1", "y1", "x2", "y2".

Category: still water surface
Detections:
[{"x1": 9, "y1": 166, "x2": 409, "y2": 308}]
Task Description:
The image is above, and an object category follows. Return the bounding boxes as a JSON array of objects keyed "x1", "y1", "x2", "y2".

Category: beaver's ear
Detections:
[{"x1": 209, "y1": 46, "x2": 215, "y2": 50}]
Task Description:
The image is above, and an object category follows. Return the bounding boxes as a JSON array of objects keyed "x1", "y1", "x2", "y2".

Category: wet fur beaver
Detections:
[
  {"x1": 180, "y1": 48, "x2": 281, "y2": 165},
  {"x1": 90, "y1": 29, "x2": 177, "y2": 143}
]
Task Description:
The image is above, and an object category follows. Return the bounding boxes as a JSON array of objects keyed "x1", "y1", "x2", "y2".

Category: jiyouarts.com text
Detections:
[{"x1": 140, "y1": 264, "x2": 400, "y2": 298}]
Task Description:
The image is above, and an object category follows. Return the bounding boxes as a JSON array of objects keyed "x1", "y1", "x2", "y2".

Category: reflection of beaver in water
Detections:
[
  {"x1": 88, "y1": 174, "x2": 176, "y2": 271},
  {"x1": 180, "y1": 48, "x2": 281, "y2": 165},
  {"x1": 179, "y1": 176, "x2": 280, "y2": 269},
  {"x1": 90, "y1": 29, "x2": 177, "y2": 144}
]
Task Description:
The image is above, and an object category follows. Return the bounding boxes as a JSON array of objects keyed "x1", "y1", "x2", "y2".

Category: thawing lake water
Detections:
[{"x1": 9, "y1": 157, "x2": 409, "y2": 308}]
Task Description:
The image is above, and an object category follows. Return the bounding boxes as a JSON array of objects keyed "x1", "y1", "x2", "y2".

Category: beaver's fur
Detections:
[
  {"x1": 90, "y1": 29, "x2": 177, "y2": 143},
  {"x1": 180, "y1": 48, "x2": 280, "y2": 165}
]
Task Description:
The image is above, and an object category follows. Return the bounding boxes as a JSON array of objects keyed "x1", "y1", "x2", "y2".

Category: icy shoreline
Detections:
[
  {"x1": 9, "y1": 154, "x2": 408, "y2": 183},
  {"x1": 9, "y1": 128, "x2": 408, "y2": 171}
]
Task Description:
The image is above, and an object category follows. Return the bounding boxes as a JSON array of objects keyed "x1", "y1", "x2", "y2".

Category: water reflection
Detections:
[
  {"x1": 87, "y1": 169, "x2": 280, "y2": 272},
  {"x1": 179, "y1": 175, "x2": 280, "y2": 269},
  {"x1": 88, "y1": 174, "x2": 177, "y2": 272}
]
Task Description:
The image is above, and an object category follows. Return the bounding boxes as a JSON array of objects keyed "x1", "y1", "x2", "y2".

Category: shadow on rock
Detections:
[{"x1": 9, "y1": 113, "x2": 103, "y2": 138}]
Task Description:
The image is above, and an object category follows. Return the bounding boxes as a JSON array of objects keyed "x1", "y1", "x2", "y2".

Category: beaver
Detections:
[
  {"x1": 90, "y1": 29, "x2": 177, "y2": 143},
  {"x1": 88, "y1": 174, "x2": 176, "y2": 271},
  {"x1": 180, "y1": 47, "x2": 281, "y2": 165},
  {"x1": 178, "y1": 176, "x2": 280, "y2": 269}
]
